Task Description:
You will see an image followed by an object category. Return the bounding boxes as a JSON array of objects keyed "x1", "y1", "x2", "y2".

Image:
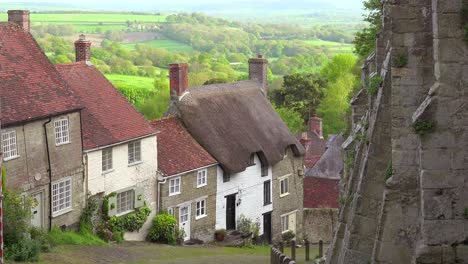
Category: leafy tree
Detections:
[
  {"x1": 270, "y1": 73, "x2": 326, "y2": 122},
  {"x1": 273, "y1": 104, "x2": 305, "y2": 133},
  {"x1": 354, "y1": 0, "x2": 382, "y2": 58}
]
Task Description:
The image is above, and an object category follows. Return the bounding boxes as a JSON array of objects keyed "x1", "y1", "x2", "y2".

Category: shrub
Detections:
[
  {"x1": 30, "y1": 227, "x2": 55, "y2": 253},
  {"x1": 413, "y1": 120, "x2": 436, "y2": 136},
  {"x1": 5, "y1": 237, "x2": 40, "y2": 262},
  {"x1": 367, "y1": 75, "x2": 382, "y2": 96},
  {"x1": 281, "y1": 230, "x2": 295, "y2": 243},
  {"x1": 237, "y1": 214, "x2": 253, "y2": 237},
  {"x1": 79, "y1": 198, "x2": 98, "y2": 234},
  {"x1": 3, "y1": 190, "x2": 33, "y2": 247},
  {"x1": 108, "y1": 205, "x2": 151, "y2": 233},
  {"x1": 393, "y1": 53, "x2": 408, "y2": 68},
  {"x1": 147, "y1": 213, "x2": 178, "y2": 244}
]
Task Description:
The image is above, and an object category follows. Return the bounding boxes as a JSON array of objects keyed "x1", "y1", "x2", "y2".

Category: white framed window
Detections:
[
  {"x1": 280, "y1": 176, "x2": 289, "y2": 197},
  {"x1": 197, "y1": 169, "x2": 207, "y2": 188},
  {"x1": 128, "y1": 140, "x2": 141, "y2": 165},
  {"x1": 116, "y1": 189, "x2": 134, "y2": 214},
  {"x1": 281, "y1": 211, "x2": 297, "y2": 233},
  {"x1": 52, "y1": 178, "x2": 72, "y2": 216},
  {"x1": 167, "y1": 207, "x2": 174, "y2": 216},
  {"x1": 196, "y1": 199, "x2": 207, "y2": 219},
  {"x1": 102, "y1": 148, "x2": 113, "y2": 172},
  {"x1": 54, "y1": 118, "x2": 70, "y2": 145},
  {"x1": 169, "y1": 177, "x2": 181, "y2": 196},
  {"x1": 2, "y1": 130, "x2": 19, "y2": 161}
]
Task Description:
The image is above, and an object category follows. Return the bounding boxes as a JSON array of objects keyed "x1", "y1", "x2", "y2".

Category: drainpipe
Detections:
[
  {"x1": 156, "y1": 175, "x2": 166, "y2": 213},
  {"x1": 42, "y1": 118, "x2": 52, "y2": 231}
]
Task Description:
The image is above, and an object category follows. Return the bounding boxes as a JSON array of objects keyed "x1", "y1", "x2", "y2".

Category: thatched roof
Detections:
[
  {"x1": 305, "y1": 134, "x2": 344, "y2": 179},
  {"x1": 169, "y1": 80, "x2": 305, "y2": 173}
]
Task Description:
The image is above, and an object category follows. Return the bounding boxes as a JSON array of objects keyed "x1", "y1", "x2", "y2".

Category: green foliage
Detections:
[
  {"x1": 272, "y1": 104, "x2": 305, "y2": 133},
  {"x1": 79, "y1": 198, "x2": 98, "y2": 234},
  {"x1": 30, "y1": 227, "x2": 55, "y2": 253},
  {"x1": 204, "y1": 78, "x2": 229, "y2": 85},
  {"x1": 413, "y1": 120, "x2": 436, "y2": 136},
  {"x1": 101, "y1": 192, "x2": 116, "y2": 221},
  {"x1": 215, "y1": 229, "x2": 227, "y2": 236},
  {"x1": 3, "y1": 190, "x2": 33, "y2": 248},
  {"x1": 385, "y1": 161, "x2": 394, "y2": 181},
  {"x1": 48, "y1": 226, "x2": 106, "y2": 246},
  {"x1": 394, "y1": 53, "x2": 408, "y2": 68},
  {"x1": 270, "y1": 73, "x2": 326, "y2": 122},
  {"x1": 368, "y1": 75, "x2": 382, "y2": 96},
  {"x1": 354, "y1": 0, "x2": 382, "y2": 58},
  {"x1": 2, "y1": 166, "x2": 6, "y2": 191},
  {"x1": 5, "y1": 237, "x2": 40, "y2": 262},
  {"x1": 344, "y1": 152, "x2": 355, "y2": 170},
  {"x1": 317, "y1": 54, "x2": 359, "y2": 137},
  {"x1": 281, "y1": 231, "x2": 295, "y2": 243},
  {"x1": 109, "y1": 205, "x2": 152, "y2": 233},
  {"x1": 147, "y1": 213, "x2": 178, "y2": 245},
  {"x1": 339, "y1": 195, "x2": 345, "y2": 205},
  {"x1": 347, "y1": 194, "x2": 354, "y2": 205},
  {"x1": 236, "y1": 214, "x2": 260, "y2": 238}
]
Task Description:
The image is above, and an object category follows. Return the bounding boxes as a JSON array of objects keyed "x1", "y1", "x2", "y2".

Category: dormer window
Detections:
[{"x1": 248, "y1": 154, "x2": 255, "y2": 166}]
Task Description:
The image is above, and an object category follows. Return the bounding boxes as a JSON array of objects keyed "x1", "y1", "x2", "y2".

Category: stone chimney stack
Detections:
[
  {"x1": 309, "y1": 115, "x2": 323, "y2": 137},
  {"x1": 248, "y1": 54, "x2": 268, "y2": 95},
  {"x1": 74, "y1": 34, "x2": 91, "y2": 62},
  {"x1": 8, "y1": 10, "x2": 30, "y2": 32},
  {"x1": 169, "y1": 63, "x2": 188, "y2": 101}
]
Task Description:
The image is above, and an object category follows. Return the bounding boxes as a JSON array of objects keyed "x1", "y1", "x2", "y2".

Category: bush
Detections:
[
  {"x1": 367, "y1": 75, "x2": 382, "y2": 96},
  {"x1": 281, "y1": 230, "x2": 295, "y2": 243},
  {"x1": 147, "y1": 213, "x2": 178, "y2": 244},
  {"x1": 108, "y1": 205, "x2": 151, "y2": 233},
  {"x1": 4, "y1": 190, "x2": 33, "y2": 247},
  {"x1": 413, "y1": 119, "x2": 436, "y2": 136},
  {"x1": 5, "y1": 237, "x2": 40, "y2": 262},
  {"x1": 237, "y1": 214, "x2": 253, "y2": 237},
  {"x1": 30, "y1": 227, "x2": 55, "y2": 253}
]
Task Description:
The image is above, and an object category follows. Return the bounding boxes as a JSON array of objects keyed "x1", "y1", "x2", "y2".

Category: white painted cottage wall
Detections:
[
  {"x1": 215, "y1": 154, "x2": 273, "y2": 234},
  {"x1": 85, "y1": 135, "x2": 158, "y2": 240}
]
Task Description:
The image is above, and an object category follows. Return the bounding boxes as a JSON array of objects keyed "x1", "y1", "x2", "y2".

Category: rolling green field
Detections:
[
  {"x1": 122, "y1": 39, "x2": 194, "y2": 53},
  {"x1": 105, "y1": 74, "x2": 159, "y2": 90},
  {"x1": 305, "y1": 39, "x2": 354, "y2": 53}
]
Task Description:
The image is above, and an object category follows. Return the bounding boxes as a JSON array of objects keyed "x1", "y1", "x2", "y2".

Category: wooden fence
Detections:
[{"x1": 271, "y1": 240, "x2": 323, "y2": 264}]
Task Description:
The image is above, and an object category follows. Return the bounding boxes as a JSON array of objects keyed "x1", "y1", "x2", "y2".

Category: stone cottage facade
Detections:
[
  {"x1": 166, "y1": 57, "x2": 305, "y2": 243},
  {"x1": 56, "y1": 35, "x2": 158, "y2": 240},
  {"x1": 325, "y1": 0, "x2": 468, "y2": 263},
  {"x1": 0, "y1": 12, "x2": 85, "y2": 229},
  {"x1": 151, "y1": 116, "x2": 218, "y2": 242}
]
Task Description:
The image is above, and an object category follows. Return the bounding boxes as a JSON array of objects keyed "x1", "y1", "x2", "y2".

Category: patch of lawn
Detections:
[
  {"x1": 48, "y1": 227, "x2": 106, "y2": 246},
  {"x1": 122, "y1": 39, "x2": 193, "y2": 53},
  {"x1": 105, "y1": 74, "x2": 159, "y2": 91}
]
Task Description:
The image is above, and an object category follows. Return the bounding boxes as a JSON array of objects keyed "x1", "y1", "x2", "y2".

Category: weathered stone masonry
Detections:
[{"x1": 325, "y1": 0, "x2": 468, "y2": 263}]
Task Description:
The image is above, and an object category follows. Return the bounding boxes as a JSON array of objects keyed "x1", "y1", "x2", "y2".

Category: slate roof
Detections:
[
  {"x1": 150, "y1": 116, "x2": 217, "y2": 176},
  {"x1": 303, "y1": 177, "x2": 339, "y2": 208},
  {"x1": 56, "y1": 62, "x2": 155, "y2": 150},
  {"x1": 0, "y1": 22, "x2": 82, "y2": 127},
  {"x1": 305, "y1": 134, "x2": 344, "y2": 179},
  {"x1": 168, "y1": 80, "x2": 305, "y2": 174}
]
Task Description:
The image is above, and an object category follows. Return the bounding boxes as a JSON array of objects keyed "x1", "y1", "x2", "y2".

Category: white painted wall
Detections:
[
  {"x1": 85, "y1": 135, "x2": 158, "y2": 240},
  {"x1": 215, "y1": 154, "x2": 273, "y2": 235}
]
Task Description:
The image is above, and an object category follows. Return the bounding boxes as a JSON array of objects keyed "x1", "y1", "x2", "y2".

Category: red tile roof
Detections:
[
  {"x1": 150, "y1": 116, "x2": 217, "y2": 176},
  {"x1": 0, "y1": 23, "x2": 82, "y2": 127},
  {"x1": 303, "y1": 176, "x2": 339, "y2": 209},
  {"x1": 297, "y1": 131, "x2": 327, "y2": 169},
  {"x1": 56, "y1": 62, "x2": 155, "y2": 150}
]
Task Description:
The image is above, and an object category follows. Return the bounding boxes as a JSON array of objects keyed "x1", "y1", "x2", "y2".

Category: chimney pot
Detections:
[
  {"x1": 258, "y1": 54, "x2": 263, "y2": 59},
  {"x1": 74, "y1": 34, "x2": 91, "y2": 62},
  {"x1": 8, "y1": 10, "x2": 30, "y2": 32},
  {"x1": 169, "y1": 63, "x2": 188, "y2": 101}
]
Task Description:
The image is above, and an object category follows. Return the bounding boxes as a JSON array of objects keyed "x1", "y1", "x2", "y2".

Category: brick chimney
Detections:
[
  {"x1": 309, "y1": 115, "x2": 323, "y2": 137},
  {"x1": 169, "y1": 63, "x2": 188, "y2": 101},
  {"x1": 8, "y1": 10, "x2": 30, "y2": 32},
  {"x1": 74, "y1": 34, "x2": 91, "y2": 62},
  {"x1": 248, "y1": 54, "x2": 268, "y2": 95}
]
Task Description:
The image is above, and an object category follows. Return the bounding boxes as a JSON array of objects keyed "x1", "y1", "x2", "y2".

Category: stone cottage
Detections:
[
  {"x1": 0, "y1": 11, "x2": 85, "y2": 229},
  {"x1": 151, "y1": 116, "x2": 218, "y2": 242},
  {"x1": 166, "y1": 56, "x2": 305, "y2": 242},
  {"x1": 56, "y1": 35, "x2": 158, "y2": 240}
]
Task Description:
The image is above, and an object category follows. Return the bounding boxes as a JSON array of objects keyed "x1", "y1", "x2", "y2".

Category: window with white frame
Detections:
[
  {"x1": 196, "y1": 199, "x2": 206, "y2": 219},
  {"x1": 54, "y1": 118, "x2": 70, "y2": 145},
  {"x1": 167, "y1": 207, "x2": 174, "y2": 216},
  {"x1": 280, "y1": 177, "x2": 289, "y2": 197},
  {"x1": 169, "y1": 177, "x2": 181, "y2": 196},
  {"x1": 128, "y1": 140, "x2": 141, "y2": 164},
  {"x1": 281, "y1": 211, "x2": 297, "y2": 233},
  {"x1": 2, "y1": 130, "x2": 18, "y2": 160},
  {"x1": 281, "y1": 214, "x2": 289, "y2": 232},
  {"x1": 102, "y1": 148, "x2": 113, "y2": 172},
  {"x1": 52, "y1": 178, "x2": 72, "y2": 215},
  {"x1": 116, "y1": 189, "x2": 134, "y2": 214},
  {"x1": 197, "y1": 169, "x2": 207, "y2": 187}
]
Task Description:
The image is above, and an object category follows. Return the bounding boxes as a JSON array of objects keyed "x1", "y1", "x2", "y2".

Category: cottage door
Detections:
[
  {"x1": 226, "y1": 194, "x2": 236, "y2": 230},
  {"x1": 179, "y1": 204, "x2": 191, "y2": 241},
  {"x1": 31, "y1": 192, "x2": 43, "y2": 228},
  {"x1": 263, "y1": 212, "x2": 272, "y2": 243}
]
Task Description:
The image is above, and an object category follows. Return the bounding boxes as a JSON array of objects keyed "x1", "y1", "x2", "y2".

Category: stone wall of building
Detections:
[
  {"x1": 325, "y1": 1, "x2": 468, "y2": 263},
  {"x1": 303, "y1": 208, "x2": 338, "y2": 243}
]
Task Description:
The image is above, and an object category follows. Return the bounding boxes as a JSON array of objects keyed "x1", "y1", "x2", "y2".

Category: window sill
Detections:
[
  {"x1": 280, "y1": 192, "x2": 290, "y2": 198},
  {"x1": 264, "y1": 202, "x2": 272, "y2": 206},
  {"x1": 52, "y1": 208, "x2": 73, "y2": 218},
  {"x1": 128, "y1": 161, "x2": 143, "y2": 167},
  {"x1": 169, "y1": 192, "x2": 181, "y2": 197},
  {"x1": 3, "y1": 155, "x2": 20, "y2": 162},
  {"x1": 196, "y1": 184, "x2": 207, "y2": 189},
  {"x1": 281, "y1": 230, "x2": 291, "y2": 234},
  {"x1": 102, "y1": 169, "x2": 115, "y2": 175},
  {"x1": 195, "y1": 214, "x2": 207, "y2": 220},
  {"x1": 116, "y1": 209, "x2": 135, "y2": 217},
  {"x1": 56, "y1": 141, "x2": 71, "y2": 147}
]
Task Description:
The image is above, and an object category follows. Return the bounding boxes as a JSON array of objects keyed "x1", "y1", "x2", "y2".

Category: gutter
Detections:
[
  {"x1": 42, "y1": 118, "x2": 52, "y2": 231},
  {"x1": 156, "y1": 175, "x2": 167, "y2": 213}
]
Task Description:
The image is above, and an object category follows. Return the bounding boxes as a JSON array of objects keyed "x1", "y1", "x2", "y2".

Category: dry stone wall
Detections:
[{"x1": 325, "y1": 0, "x2": 468, "y2": 263}]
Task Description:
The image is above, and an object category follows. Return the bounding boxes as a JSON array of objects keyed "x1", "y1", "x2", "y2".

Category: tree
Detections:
[
  {"x1": 270, "y1": 73, "x2": 326, "y2": 122},
  {"x1": 354, "y1": 0, "x2": 382, "y2": 58},
  {"x1": 272, "y1": 104, "x2": 305, "y2": 133}
]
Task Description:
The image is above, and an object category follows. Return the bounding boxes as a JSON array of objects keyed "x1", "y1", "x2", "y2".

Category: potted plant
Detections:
[{"x1": 215, "y1": 229, "x2": 227, "y2": 242}]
